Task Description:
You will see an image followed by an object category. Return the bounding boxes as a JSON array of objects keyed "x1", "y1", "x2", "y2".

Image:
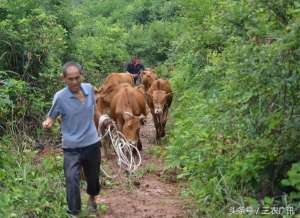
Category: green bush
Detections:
[
  {"x1": 0, "y1": 137, "x2": 67, "y2": 217},
  {"x1": 1, "y1": 0, "x2": 299, "y2": 216},
  {"x1": 165, "y1": 0, "x2": 300, "y2": 215}
]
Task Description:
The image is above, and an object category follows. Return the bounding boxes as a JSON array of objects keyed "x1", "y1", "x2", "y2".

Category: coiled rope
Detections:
[{"x1": 98, "y1": 114, "x2": 142, "y2": 178}]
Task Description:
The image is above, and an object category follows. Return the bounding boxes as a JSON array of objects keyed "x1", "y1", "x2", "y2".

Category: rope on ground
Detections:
[{"x1": 98, "y1": 114, "x2": 142, "y2": 178}]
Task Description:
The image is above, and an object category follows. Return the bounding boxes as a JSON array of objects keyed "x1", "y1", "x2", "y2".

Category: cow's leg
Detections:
[
  {"x1": 137, "y1": 137, "x2": 142, "y2": 151},
  {"x1": 106, "y1": 136, "x2": 115, "y2": 160},
  {"x1": 157, "y1": 113, "x2": 165, "y2": 139},
  {"x1": 160, "y1": 111, "x2": 169, "y2": 137},
  {"x1": 116, "y1": 117, "x2": 124, "y2": 132},
  {"x1": 132, "y1": 137, "x2": 142, "y2": 157},
  {"x1": 152, "y1": 113, "x2": 161, "y2": 142},
  {"x1": 161, "y1": 122, "x2": 166, "y2": 137},
  {"x1": 102, "y1": 136, "x2": 111, "y2": 159}
]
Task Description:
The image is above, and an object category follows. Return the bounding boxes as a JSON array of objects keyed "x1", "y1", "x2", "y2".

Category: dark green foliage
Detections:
[
  {"x1": 0, "y1": 0, "x2": 67, "y2": 136},
  {"x1": 165, "y1": 0, "x2": 300, "y2": 215},
  {"x1": 0, "y1": 0, "x2": 299, "y2": 216},
  {"x1": 0, "y1": 137, "x2": 67, "y2": 217},
  {"x1": 70, "y1": 16, "x2": 129, "y2": 81},
  {"x1": 0, "y1": 0, "x2": 67, "y2": 82}
]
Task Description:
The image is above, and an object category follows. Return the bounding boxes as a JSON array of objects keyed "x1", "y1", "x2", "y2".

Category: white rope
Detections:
[
  {"x1": 98, "y1": 114, "x2": 142, "y2": 177},
  {"x1": 108, "y1": 125, "x2": 142, "y2": 173}
]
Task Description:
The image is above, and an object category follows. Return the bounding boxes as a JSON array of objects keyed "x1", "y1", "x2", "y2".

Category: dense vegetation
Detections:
[{"x1": 0, "y1": 0, "x2": 299, "y2": 217}]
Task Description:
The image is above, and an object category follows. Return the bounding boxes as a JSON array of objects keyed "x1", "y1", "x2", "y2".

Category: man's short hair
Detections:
[{"x1": 62, "y1": 62, "x2": 83, "y2": 77}]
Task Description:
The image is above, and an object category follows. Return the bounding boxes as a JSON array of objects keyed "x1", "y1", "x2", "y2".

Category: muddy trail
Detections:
[{"x1": 91, "y1": 112, "x2": 191, "y2": 218}]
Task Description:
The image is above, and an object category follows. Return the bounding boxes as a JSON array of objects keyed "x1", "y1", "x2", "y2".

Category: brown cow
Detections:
[
  {"x1": 94, "y1": 72, "x2": 134, "y2": 128},
  {"x1": 146, "y1": 79, "x2": 172, "y2": 141},
  {"x1": 102, "y1": 72, "x2": 134, "y2": 87},
  {"x1": 111, "y1": 85, "x2": 147, "y2": 151},
  {"x1": 94, "y1": 82, "x2": 132, "y2": 158},
  {"x1": 140, "y1": 69, "x2": 158, "y2": 91}
]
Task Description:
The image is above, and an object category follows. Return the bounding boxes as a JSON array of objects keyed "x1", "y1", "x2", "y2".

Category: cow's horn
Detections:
[{"x1": 124, "y1": 111, "x2": 134, "y2": 117}]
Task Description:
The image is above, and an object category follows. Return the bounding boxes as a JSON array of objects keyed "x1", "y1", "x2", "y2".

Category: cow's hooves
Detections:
[
  {"x1": 137, "y1": 145, "x2": 142, "y2": 151},
  {"x1": 133, "y1": 148, "x2": 141, "y2": 156},
  {"x1": 156, "y1": 137, "x2": 161, "y2": 144}
]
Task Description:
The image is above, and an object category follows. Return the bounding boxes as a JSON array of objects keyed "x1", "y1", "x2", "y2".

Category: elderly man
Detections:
[{"x1": 42, "y1": 62, "x2": 101, "y2": 217}]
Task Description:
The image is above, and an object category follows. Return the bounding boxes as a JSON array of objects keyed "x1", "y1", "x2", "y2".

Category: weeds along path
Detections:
[{"x1": 93, "y1": 112, "x2": 189, "y2": 218}]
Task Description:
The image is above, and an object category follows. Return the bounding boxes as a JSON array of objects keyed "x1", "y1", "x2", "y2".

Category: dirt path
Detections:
[{"x1": 95, "y1": 113, "x2": 189, "y2": 218}]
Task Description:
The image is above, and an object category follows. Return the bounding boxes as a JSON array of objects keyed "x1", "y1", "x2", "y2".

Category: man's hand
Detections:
[{"x1": 42, "y1": 117, "x2": 54, "y2": 129}]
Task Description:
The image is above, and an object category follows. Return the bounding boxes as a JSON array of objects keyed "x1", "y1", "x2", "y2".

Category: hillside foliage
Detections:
[{"x1": 0, "y1": 0, "x2": 299, "y2": 217}]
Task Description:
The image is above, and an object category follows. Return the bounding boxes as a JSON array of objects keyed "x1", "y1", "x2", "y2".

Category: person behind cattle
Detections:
[
  {"x1": 126, "y1": 56, "x2": 145, "y2": 85},
  {"x1": 42, "y1": 62, "x2": 101, "y2": 218}
]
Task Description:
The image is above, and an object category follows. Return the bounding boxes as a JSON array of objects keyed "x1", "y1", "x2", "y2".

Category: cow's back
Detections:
[
  {"x1": 103, "y1": 72, "x2": 134, "y2": 87},
  {"x1": 148, "y1": 79, "x2": 172, "y2": 94},
  {"x1": 96, "y1": 72, "x2": 133, "y2": 108}
]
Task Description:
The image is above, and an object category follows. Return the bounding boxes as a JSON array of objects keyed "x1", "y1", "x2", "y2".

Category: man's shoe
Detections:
[{"x1": 88, "y1": 199, "x2": 97, "y2": 213}]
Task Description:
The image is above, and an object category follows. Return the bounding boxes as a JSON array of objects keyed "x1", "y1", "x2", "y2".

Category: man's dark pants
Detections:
[{"x1": 63, "y1": 141, "x2": 101, "y2": 215}]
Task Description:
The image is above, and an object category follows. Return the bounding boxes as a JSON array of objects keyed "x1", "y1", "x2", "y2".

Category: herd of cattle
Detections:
[{"x1": 93, "y1": 68, "x2": 173, "y2": 152}]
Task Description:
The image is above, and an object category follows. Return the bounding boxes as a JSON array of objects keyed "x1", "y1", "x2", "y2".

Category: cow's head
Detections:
[
  {"x1": 151, "y1": 90, "x2": 172, "y2": 116},
  {"x1": 141, "y1": 70, "x2": 157, "y2": 90},
  {"x1": 122, "y1": 112, "x2": 145, "y2": 146},
  {"x1": 94, "y1": 87, "x2": 109, "y2": 116},
  {"x1": 95, "y1": 84, "x2": 123, "y2": 116}
]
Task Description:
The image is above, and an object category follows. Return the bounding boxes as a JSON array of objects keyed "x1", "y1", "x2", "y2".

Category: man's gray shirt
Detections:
[{"x1": 48, "y1": 83, "x2": 100, "y2": 149}]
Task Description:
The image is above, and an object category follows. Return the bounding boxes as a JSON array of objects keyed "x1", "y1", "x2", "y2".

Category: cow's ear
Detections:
[
  {"x1": 124, "y1": 111, "x2": 134, "y2": 120},
  {"x1": 94, "y1": 87, "x2": 99, "y2": 93},
  {"x1": 165, "y1": 92, "x2": 172, "y2": 98},
  {"x1": 94, "y1": 88, "x2": 99, "y2": 99},
  {"x1": 165, "y1": 92, "x2": 173, "y2": 106}
]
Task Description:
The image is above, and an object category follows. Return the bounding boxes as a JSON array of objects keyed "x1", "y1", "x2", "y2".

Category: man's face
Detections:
[{"x1": 63, "y1": 65, "x2": 82, "y2": 93}]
